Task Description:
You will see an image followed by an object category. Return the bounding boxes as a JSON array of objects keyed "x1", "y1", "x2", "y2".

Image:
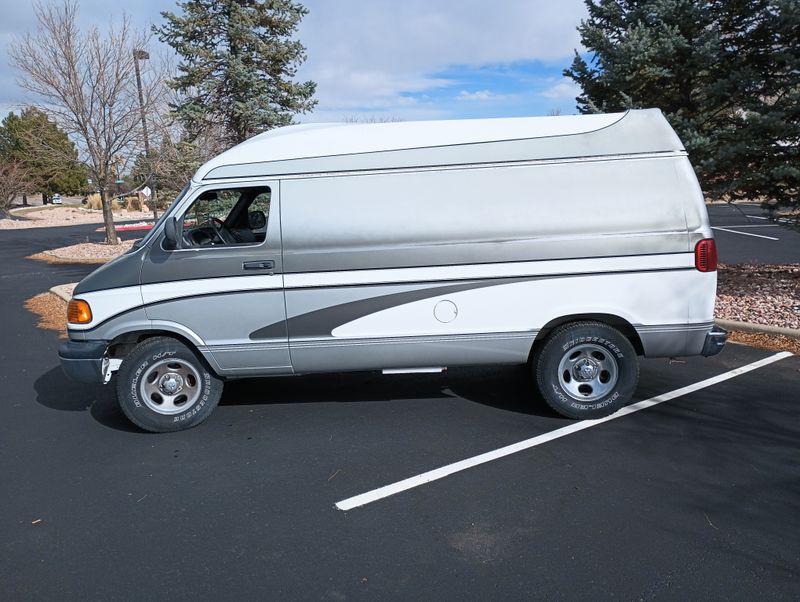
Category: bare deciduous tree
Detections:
[
  {"x1": 0, "y1": 161, "x2": 32, "y2": 218},
  {"x1": 134, "y1": 82, "x2": 228, "y2": 207},
  {"x1": 10, "y1": 0, "x2": 165, "y2": 244},
  {"x1": 155, "y1": 122, "x2": 227, "y2": 193}
]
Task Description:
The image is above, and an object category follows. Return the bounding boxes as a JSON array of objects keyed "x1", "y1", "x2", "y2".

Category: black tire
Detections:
[
  {"x1": 116, "y1": 336, "x2": 223, "y2": 433},
  {"x1": 535, "y1": 321, "x2": 639, "y2": 419}
]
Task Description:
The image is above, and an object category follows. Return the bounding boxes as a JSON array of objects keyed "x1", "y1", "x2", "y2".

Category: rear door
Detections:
[{"x1": 141, "y1": 183, "x2": 291, "y2": 376}]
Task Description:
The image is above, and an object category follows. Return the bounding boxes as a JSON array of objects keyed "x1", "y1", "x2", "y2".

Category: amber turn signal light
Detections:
[{"x1": 67, "y1": 299, "x2": 92, "y2": 324}]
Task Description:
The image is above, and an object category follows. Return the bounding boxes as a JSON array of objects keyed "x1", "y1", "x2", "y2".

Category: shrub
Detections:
[
  {"x1": 125, "y1": 194, "x2": 142, "y2": 211},
  {"x1": 85, "y1": 193, "x2": 121, "y2": 211}
]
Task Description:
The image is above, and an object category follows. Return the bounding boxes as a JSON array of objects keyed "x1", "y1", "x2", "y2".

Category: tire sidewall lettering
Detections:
[
  {"x1": 129, "y1": 359, "x2": 150, "y2": 409},
  {"x1": 172, "y1": 371, "x2": 214, "y2": 423},
  {"x1": 562, "y1": 335, "x2": 624, "y2": 359}
]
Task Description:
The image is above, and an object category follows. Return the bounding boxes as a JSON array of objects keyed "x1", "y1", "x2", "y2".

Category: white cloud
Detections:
[
  {"x1": 306, "y1": 66, "x2": 453, "y2": 109},
  {"x1": 457, "y1": 90, "x2": 497, "y2": 102},
  {"x1": 540, "y1": 78, "x2": 581, "y2": 100},
  {"x1": 0, "y1": 0, "x2": 587, "y2": 122},
  {"x1": 298, "y1": 0, "x2": 587, "y2": 117},
  {"x1": 304, "y1": 107, "x2": 450, "y2": 124},
  {"x1": 301, "y1": 1, "x2": 585, "y2": 70}
]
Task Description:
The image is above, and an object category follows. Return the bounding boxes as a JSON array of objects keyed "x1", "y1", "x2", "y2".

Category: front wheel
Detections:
[
  {"x1": 535, "y1": 322, "x2": 639, "y2": 419},
  {"x1": 116, "y1": 336, "x2": 223, "y2": 432}
]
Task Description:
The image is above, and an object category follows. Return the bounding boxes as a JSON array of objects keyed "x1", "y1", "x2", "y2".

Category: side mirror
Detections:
[{"x1": 163, "y1": 216, "x2": 181, "y2": 250}]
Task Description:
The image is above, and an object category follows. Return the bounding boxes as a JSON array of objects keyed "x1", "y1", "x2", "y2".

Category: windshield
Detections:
[{"x1": 129, "y1": 184, "x2": 192, "y2": 252}]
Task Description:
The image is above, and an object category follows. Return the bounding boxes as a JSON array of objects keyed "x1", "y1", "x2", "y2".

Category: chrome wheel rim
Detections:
[
  {"x1": 140, "y1": 359, "x2": 202, "y2": 415},
  {"x1": 557, "y1": 343, "x2": 619, "y2": 402}
]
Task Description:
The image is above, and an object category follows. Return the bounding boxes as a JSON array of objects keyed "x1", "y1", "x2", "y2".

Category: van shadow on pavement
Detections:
[
  {"x1": 220, "y1": 364, "x2": 561, "y2": 418},
  {"x1": 33, "y1": 366, "x2": 140, "y2": 433},
  {"x1": 34, "y1": 363, "x2": 561, "y2": 432}
]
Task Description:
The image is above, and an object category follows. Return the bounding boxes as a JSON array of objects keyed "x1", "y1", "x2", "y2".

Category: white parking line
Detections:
[
  {"x1": 718, "y1": 224, "x2": 780, "y2": 228},
  {"x1": 335, "y1": 352, "x2": 793, "y2": 511},
  {"x1": 745, "y1": 214, "x2": 792, "y2": 224},
  {"x1": 711, "y1": 226, "x2": 779, "y2": 240}
]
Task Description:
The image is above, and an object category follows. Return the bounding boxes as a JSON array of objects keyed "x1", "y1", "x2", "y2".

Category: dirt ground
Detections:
[
  {"x1": 28, "y1": 240, "x2": 136, "y2": 264},
  {"x1": 25, "y1": 293, "x2": 68, "y2": 339},
  {"x1": 1, "y1": 206, "x2": 153, "y2": 229},
  {"x1": 715, "y1": 264, "x2": 800, "y2": 330},
  {"x1": 727, "y1": 330, "x2": 800, "y2": 355}
]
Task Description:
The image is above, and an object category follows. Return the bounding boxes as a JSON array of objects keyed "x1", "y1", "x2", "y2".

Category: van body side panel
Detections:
[
  {"x1": 280, "y1": 280, "x2": 535, "y2": 371},
  {"x1": 280, "y1": 157, "x2": 690, "y2": 273},
  {"x1": 277, "y1": 254, "x2": 701, "y2": 372},
  {"x1": 323, "y1": 271, "x2": 694, "y2": 340},
  {"x1": 278, "y1": 156, "x2": 703, "y2": 369}
]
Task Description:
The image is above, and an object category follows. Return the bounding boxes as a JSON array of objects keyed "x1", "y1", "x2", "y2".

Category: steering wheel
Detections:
[{"x1": 209, "y1": 217, "x2": 230, "y2": 245}]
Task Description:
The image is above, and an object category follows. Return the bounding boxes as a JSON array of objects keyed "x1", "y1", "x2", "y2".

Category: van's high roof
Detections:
[{"x1": 195, "y1": 108, "x2": 685, "y2": 182}]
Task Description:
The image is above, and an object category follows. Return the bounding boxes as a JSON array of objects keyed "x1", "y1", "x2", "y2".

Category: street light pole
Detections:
[{"x1": 133, "y1": 49, "x2": 158, "y2": 220}]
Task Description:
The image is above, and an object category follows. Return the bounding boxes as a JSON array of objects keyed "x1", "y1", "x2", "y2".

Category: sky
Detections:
[{"x1": 0, "y1": 0, "x2": 588, "y2": 123}]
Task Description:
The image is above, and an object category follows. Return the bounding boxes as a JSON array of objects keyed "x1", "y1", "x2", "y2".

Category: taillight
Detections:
[{"x1": 694, "y1": 239, "x2": 717, "y2": 272}]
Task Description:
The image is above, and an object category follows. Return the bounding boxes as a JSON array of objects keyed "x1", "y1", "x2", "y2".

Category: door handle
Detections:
[{"x1": 242, "y1": 260, "x2": 275, "y2": 271}]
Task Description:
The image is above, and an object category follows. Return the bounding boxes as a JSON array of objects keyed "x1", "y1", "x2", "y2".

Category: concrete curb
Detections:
[
  {"x1": 717, "y1": 319, "x2": 800, "y2": 339},
  {"x1": 49, "y1": 283, "x2": 77, "y2": 303}
]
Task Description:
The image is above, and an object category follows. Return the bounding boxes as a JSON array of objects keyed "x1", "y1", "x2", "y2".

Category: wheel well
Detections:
[
  {"x1": 528, "y1": 314, "x2": 644, "y2": 362},
  {"x1": 108, "y1": 330, "x2": 190, "y2": 357},
  {"x1": 107, "y1": 330, "x2": 222, "y2": 377}
]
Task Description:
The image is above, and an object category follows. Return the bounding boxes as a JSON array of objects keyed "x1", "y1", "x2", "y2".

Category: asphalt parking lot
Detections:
[
  {"x1": 2, "y1": 222, "x2": 799, "y2": 599},
  {"x1": 707, "y1": 202, "x2": 800, "y2": 264}
]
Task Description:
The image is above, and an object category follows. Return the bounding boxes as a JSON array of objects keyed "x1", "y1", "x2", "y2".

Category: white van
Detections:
[{"x1": 59, "y1": 109, "x2": 726, "y2": 432}]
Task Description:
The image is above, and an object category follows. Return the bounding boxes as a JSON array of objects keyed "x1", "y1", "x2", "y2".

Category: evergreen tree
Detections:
[
  {"x1": 564, "y1": 0, "x2": 799, "y2": 210},
  {"x1": 155, "y1": 0, "x2": 317, "y2": 147},
  {"x1": 0, "y1": 108, "x2": 86, "y2": 202}
]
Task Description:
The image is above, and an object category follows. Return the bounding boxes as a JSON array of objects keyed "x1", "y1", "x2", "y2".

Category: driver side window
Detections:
[{"x1": 180, "y1": 186, "x2": 270, "y2": 248}]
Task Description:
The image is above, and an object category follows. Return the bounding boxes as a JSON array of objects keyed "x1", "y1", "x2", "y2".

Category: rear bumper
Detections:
[
  {"x1": 637, "y1": 322, "x2": 727, "y2": 358},
  {"x1": 701, "y1": 325, "x2": 728, "y2": 357},
  {"x1": 58, "y1": 340, "x2": 109, "y2": 384}
]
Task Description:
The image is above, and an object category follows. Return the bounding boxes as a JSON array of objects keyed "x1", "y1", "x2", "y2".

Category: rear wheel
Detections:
[
  {"x1": 116, "y1": 336, "x2": 223, "y2": 432},
  {"x1": 535, "y1": 322, "x2": 638, "y2": 419}
]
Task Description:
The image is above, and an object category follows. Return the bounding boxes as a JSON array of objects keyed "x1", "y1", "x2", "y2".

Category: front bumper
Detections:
[
  {"x1": 701, "y1": 325, "x2": 728, "y2": 357},
  {"x1": 58, "y1": 340, "x2": 109, "y2": 383}
]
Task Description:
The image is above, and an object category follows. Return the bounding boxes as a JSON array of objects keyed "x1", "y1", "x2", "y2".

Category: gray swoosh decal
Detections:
[
  {"x1": 250, "y1": 279, "x2": 521, "y2": 340},
  {"x1": 249, "y1": 265, "x2": 693, "y2": 340}
]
